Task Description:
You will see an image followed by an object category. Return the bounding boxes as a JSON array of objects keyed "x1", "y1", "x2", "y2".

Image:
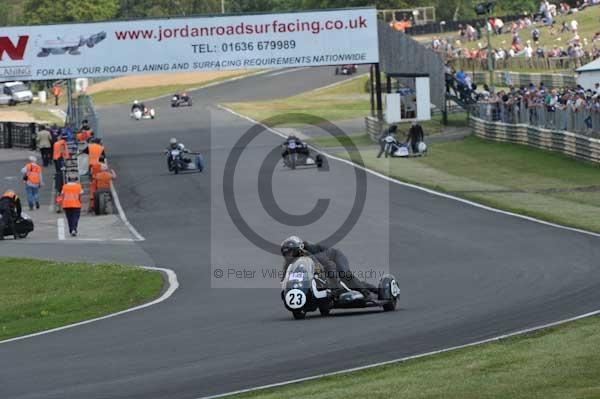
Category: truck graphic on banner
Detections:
[{"x1": 35, "y1": 31, "x2": 107, "y2": 57}]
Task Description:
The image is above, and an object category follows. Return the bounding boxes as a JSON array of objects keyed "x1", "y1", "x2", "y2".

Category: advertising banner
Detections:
[{"x1": 0, "y1": 8, "x2": 379, "y2": 82}]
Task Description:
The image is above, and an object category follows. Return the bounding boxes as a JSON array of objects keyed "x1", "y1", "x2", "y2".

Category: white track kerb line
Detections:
[
  {"x1": 110, "y1": 181, "x2": 145, "y2": 241},
  {"x1": 0, "y1": 266, "x2": 179, "y2": 345},
  {"x1": 203, "y1": 105, "x2": 600, "y2": 398},
  {"x1": 198, "y1": 309, "x2": 600, "y2": 399},
  {"x1": 57, "y1": 218, "x2": 65, "y2": 240},
  {"x1": 217, "y1": 105, "x2": 600, "y2": 239}
]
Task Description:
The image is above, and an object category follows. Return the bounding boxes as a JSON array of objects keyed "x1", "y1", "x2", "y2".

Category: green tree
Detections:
[
  {"x1": 117, "y1": 0, "x2": 220, "y2": 18},
  {"x1": 24, "y1": 0, "x2": 119, "y2": 24}
]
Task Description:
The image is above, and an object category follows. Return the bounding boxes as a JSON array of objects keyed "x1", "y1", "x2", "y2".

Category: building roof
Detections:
[{"x1": 576, "y1": 57, "x2": 600, "y2": 73}]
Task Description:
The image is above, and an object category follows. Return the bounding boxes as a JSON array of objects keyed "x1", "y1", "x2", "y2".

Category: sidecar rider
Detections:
[
  {"x1": 281, "y1": 135, "x2": 309, "y2": 159},
  {"x1": 131, "y1": 100, "x2": 143, "y2": 113},
  {"x1": 166, "y1": 137, "x2": 192, "y2": 168},
  {"x1": 280, "y1": 236, "x2": 378, "y2": 298}
]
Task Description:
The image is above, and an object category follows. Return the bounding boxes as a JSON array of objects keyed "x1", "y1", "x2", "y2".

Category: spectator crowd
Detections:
[
  {"x1": 450, "y1": 76, "x2": 600, "y2": 134},
  {"x1": 429, "y1": 0, "x2": 600, "y2": 66}
]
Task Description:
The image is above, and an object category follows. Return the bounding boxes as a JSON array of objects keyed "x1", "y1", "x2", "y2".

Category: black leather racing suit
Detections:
[
  {"x1": 282, "y1": 242, "x2": 378, "y2": 296},
  {"x1": 281, "y1": 138, "x2": 309, "y2": 158},
  {"x1": 0, "y1": 195, "x2": 22, "y2": 239}
]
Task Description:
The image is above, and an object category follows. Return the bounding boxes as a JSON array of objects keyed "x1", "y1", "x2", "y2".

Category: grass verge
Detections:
[
  {"x1": 224, "y1": 74, "x2": 468, "y2": 134},
  {"x1": 229, "y1": 315, "x2": 600, "y2": 398},
  {"x1": 224, "y1": 74, "x2": 371, "y2": 125},
  {"x1": 332, "y1": 135, "x2": 600, "y2": 232},
  {"x1": 0, "y1": 258, "x2": 163, "y2": 341},
  {"x1": 90, "y1": 71, "x2": 254, "y2": 106}
]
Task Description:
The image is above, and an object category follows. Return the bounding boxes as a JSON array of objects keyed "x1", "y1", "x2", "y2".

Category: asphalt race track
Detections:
[{"x1": 2, "y1": 67, "x2": 600, "y2": 399}]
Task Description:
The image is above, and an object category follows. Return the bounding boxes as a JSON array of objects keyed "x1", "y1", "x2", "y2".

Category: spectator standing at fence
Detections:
[
  {"x1": 51, "y1": 85, "x2": 62, "y2": 106},
  {"x1": 36, "y1": 125, "x2": 52, "y2": 167},
  {"x1": 52, "y1": 133, "x2": 69, "y2": 192},
  {"x1": 21, "y1": 156, "x2": 43, "y2": 211},
  {"x1": 61, "y1": 175, "x2": 82, "y2": 237}
]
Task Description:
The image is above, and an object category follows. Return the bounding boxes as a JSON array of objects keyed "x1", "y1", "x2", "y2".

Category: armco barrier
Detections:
[
  {"x1": 470, "y1": 116, "x2": 600, "y2": 164},
  {"x1": 365, "y1": 116, "x2": 387, "y2": 141},
  {"x1": 0, "y1": 122, "x2": 37, "y2": 150}
]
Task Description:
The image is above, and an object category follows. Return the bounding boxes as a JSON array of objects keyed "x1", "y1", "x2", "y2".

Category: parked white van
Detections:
[{"x1": 1, "y1": 81, "x2": 33, "y2": 105}]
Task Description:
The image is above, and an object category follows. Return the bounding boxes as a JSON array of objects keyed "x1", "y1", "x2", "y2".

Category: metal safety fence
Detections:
[
  {"x1": 472, "y1": 100, "x2": 600, "y2": 137},
  {"x1": 0, "y1": 122, "x2": 38, "y2": 149},
  {"x1": 449, "y1": 56, "x2": 593, "y2": 73},
  {"x1": 70, "y1": 94, "x2": 100, "y2": 138}
]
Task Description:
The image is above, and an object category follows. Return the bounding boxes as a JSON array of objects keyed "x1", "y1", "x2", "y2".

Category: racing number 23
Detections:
[{"x1": 285, "y1": 289, "x2": 306, "y2": 309}]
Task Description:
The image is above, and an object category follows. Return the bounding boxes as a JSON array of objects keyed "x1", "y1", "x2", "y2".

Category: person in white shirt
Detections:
[
  {"x1": 570, "y1": 19, "x2": 578, "y2": 33},
  {"x1": 524, "y1": 43, "x2": 533, "y2": 58}
]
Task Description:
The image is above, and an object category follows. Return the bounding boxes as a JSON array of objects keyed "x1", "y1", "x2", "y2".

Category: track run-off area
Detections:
[{"x1": 1, "y1": 67, "x2": 599, "y2": 399}]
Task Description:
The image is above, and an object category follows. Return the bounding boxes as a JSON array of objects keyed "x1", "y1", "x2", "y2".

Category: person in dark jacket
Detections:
[
  {"x1": 0, "y1": 190, "x2": 22, "y2": 240},
  {"x1": 280, "y1": 236, "x2": 378, "y2": 297},
  {"x1": 377, "y1": 125, "x2": 398, "y2": 158},
  {"x1": 406, "y1": 121, "x2": 425, "y2": 154}
]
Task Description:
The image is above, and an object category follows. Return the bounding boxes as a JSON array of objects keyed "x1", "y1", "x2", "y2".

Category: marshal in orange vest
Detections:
[
  {"x1": 53, "y1": 139, "x2": 70, "y2": 160},
  {"x1": 61, "y1": 182, "x2": 82, "y2": 209},
  {"x1": 24, "y1": 163, "x2": 42, "y2": 185}
]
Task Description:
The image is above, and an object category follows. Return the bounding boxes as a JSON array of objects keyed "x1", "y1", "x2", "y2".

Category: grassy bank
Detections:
[
  {"x1": 322, "y1": 135, "x2": 600, "y2": 232},
  {"x1": 0, "y1": 258, "x2": 163, "y2": 341},
  {"x1": 230, "y1": 315, "x2": 600, "y2": 398},
  {"x1": 224, "y1": 74, "x2": 468, "y2": 134},
  {"x1": 421, "y1": 5, "x2": 600, "y2": 55},
  {"x1": 224, "y1": 75, "x2": 371, "y2": 125}
]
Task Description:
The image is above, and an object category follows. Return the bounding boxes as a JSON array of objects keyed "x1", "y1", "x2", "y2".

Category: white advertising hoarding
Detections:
[{"x1": 0, "y1": 8, "x2": 378, "y2": 82}]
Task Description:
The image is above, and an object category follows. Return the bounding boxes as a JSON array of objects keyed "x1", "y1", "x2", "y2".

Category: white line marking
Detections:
[
  {"x1": 57, "y1": 218, "x2": 65, "y2": 240},
  {"x1": 198, "y1": 308, "x2": 600, "y2": 399},
  {"x1": 110, "y1": 182, "x2": 145, "y2": 242},
  {"x1": 217, "y1": 105, "x2": 600, "y2": 239},
  {"x1": 265, "y1": 67, "x2": 310, "y2": 77},
  {"x1": 206, "y1": 105, "x2": 600, "y2": 398},
  {"x1": 0, "y1": 266, "x2": 179, "y2": 345},
  {"x1": 49, "y1": 179, "x2": 57, "y2": 213}
]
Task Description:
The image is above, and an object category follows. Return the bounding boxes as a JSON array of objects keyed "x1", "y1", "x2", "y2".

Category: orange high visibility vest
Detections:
[
  {"x1": 90, "y1": 162, "x2": 102, "y2": 179},
  {"x1": 88, "y1": 143, "x2": 104, "y2": 166},
  {"x1": 95, "y1": 171, "x2": 113, "y2": 190},
  {"x1": 25, "y1": 163, "x2": 42, "y2": 185},
  {"x1": 61, "y1": 183, "x2": 81, "y2": 209},
  {"x1": 53, "y1": 139, "x2": 70, "y2": 160}
]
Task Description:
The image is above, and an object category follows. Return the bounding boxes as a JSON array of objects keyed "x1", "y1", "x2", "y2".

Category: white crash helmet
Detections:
[
  {"x1": 417, "y1": 142, "x2": 427, "y2": 153},
  {"x1": 169, "y1": 138, "x2": 177, "y2": 145},
  {"x1": 133, "y1": 100, "x2": 139, "y2": 105}
]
